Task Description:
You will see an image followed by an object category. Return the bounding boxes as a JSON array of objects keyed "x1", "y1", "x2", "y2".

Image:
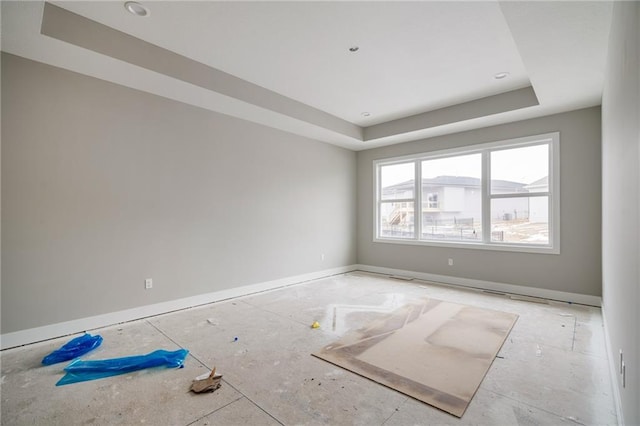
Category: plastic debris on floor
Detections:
[
  {"x1": 56, "y1": 348, "x2": 189, "y2": 386},
  {"x1": 41, "y1": 333, "x2": 103, "y2": 365}
]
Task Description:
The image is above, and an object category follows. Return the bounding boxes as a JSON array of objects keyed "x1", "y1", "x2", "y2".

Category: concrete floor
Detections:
[{"x1": 1, "y1": 272, "x2": 617, "y2": 425}]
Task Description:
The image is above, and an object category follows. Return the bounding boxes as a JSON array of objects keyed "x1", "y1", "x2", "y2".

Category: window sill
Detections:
[{"x1": 373, "y1": 237, "x2": 560, "y2": 255}]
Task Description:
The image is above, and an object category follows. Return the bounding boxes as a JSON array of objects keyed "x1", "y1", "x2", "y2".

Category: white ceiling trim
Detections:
[{"x1": 1, "y1": 1, "x2": 613, "y2": 151}]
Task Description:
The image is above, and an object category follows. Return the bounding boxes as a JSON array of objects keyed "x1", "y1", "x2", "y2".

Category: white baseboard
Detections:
[
  {"x1": 354, "y1": 264, "x2": 602, "y2": 307},
  {"x1": 1, "y1": 263, "x2": 603, "y2": 350},
  {"x1": 0, "y1": 265, "x2": 358, "y2": 350},
  {"x1": 602, "y1": 304, "x2": 625, "y2": 426}
]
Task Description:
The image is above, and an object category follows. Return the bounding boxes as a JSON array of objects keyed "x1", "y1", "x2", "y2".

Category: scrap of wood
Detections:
[{"x1": 190, "y1": 367, "x2": 223, "y2": 393}]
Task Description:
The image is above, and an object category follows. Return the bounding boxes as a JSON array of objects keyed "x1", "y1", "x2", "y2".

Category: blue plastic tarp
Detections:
[
  {"x1": 42, "y1": 333, "x2": 103, "y2": 365},
  {"x1": 56, "y1": 348, "x2": 189, "y2": 386}
]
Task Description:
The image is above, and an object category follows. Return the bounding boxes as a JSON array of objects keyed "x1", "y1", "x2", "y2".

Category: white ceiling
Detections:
[{"x1": 1, "y1": 1, "x2": 613, "y2": 150}]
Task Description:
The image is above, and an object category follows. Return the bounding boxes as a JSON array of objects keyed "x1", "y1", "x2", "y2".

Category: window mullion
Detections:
[
  {"x1": 415, "y1": 159, "x2": 422, "y2": 240},
  {"x1": 482, "y1": 150, "x2": 491, "y2": 244},
  {"x1": 376, "y1": 164, "x2": 381, "y2": 239},
  {"x1": 491, "y1": 192, "x2": 550, "y2": 200}
]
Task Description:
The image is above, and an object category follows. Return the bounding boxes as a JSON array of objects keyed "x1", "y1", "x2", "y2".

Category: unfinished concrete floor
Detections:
[{"x1": 1, "y1": 272, "x2": 616, "y2": 425}]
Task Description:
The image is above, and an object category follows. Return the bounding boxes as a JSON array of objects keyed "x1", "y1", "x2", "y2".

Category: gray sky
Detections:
[{"x1": 382, "y1": 144, "x2": 548, "y2": 187}]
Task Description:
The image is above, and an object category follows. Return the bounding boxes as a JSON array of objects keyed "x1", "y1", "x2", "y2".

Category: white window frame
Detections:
[{"x1": 373, "y1": 132, "x2": 560, "y2": 254}]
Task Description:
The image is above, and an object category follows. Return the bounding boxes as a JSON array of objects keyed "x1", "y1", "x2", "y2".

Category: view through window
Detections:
[
  {"x1": 421, "y1": 153, "x2": 482, "y2": 241},
  {"x1": 375, "y1": 133, "x2": 558, "y2": 252}
]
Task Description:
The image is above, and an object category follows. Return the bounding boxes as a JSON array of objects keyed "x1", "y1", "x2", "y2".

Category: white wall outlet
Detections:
[
  {"x1": 321, "y1": 253, "x2": 325, "y2": 261},
  {"x1": 448, "y1": 258, "x2": 454, "y2": 266},
  {"x1": 145, "y1": 278, "x2": 153, "y2": 289}
]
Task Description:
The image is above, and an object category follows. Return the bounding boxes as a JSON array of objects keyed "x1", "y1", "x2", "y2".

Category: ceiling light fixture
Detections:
[
  {"x1": 349, "y1": 46, "x2": 360, "y2": 53},
  {"x1": 124, "y1": 1, "x2": 149, "y2": 17},
  {"x1": 494, "y1": 72, "x2": 510, "y2": 80}
]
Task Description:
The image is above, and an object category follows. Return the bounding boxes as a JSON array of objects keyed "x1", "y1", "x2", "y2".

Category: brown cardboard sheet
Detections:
[{"x1": 313, "y1": 298, "x2": 518, "y2": 417}]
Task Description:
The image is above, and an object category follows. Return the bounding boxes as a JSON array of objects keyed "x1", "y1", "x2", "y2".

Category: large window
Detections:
[{"x1": 374, "y1": 133, "x2": 559, "y2": 253}]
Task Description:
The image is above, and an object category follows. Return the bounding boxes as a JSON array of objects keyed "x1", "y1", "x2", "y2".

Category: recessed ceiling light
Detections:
[
  {"x1": 349, "y1": 46, "x2": 360, "y2": 53},
  {"x1": 361, "y1": 112, "x2": 371, "y2": 117},
  {"x1": 125, "y1": 1, "x2": 149, "y2": 17},
  {"x1": 494, "y1": 72, "x2": 510, "y2": 80}
]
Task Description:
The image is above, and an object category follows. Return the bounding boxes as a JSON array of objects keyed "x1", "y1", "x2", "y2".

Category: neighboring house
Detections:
[
  {"x1": 524, "y1": 176, "x2": 549, "y2": 223},
  {"x1": 382, "y1": 176, "x2": 546, "y2": 239}
]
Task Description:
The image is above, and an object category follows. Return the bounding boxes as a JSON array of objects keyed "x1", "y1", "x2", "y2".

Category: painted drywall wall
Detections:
[
  {"x1": 602, "y1": 2, "x2": 640, "y2": 424},
  {"x1": 1, "y1": 53, "x2": 357, "y2": 334},
  {"x1": 357, "y1": 107, "x2": 602, "y2": 297}
]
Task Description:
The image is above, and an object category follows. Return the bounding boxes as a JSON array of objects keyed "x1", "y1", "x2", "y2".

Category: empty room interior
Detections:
[{"x1": 1, "y1": 1, "x2": 639, "y2": 425}]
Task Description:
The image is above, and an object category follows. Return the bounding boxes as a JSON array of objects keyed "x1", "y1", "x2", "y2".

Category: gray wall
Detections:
[
  {"x1": 1, "y1": 53, "x2": 357, "y2": 334},
  {"x1": 357, "y1": 107, "x2": 602, "y2": 297},
  {"x1": 602, "y1": 2, "x2": 639, "y2": 424}
]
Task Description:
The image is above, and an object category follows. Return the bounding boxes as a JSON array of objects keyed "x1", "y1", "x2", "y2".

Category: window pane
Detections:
[
  {"x1": 380, "y1": 162, "x2": 415, "y2": 200},
  {"x1": 380, "y1": 201, "x2": 415, "y2": 238},
  {"x1": 421, "y1": 154, "x2": 481, "y2": 241},
  {"x1": 490, "y1": 196, "x2": 549, "y2": 244},
  {"x1": 422, "y1": 154, "x2": 481, "y2": 179},
  {"x1": 491, "y1": 144, "x2": 548, "y2": 194}
]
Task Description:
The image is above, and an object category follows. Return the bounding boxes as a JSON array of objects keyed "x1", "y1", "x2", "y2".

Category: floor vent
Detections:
[
  {"x1": 510, "y1": 295, "x2": 549, "y2": 304},
  {"x1": 389, "y1": 275, "x2": 414, "y2": 281}
]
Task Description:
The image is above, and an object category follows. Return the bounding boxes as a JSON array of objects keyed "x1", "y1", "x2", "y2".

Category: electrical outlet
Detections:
[
  {"x1": 321, "y1": 253, "x2": 325, "y2": 261},
  {"x1": 145, "y1": 278, "x2": 153, "y2": 289},
  {"x1": 448, "y1": 258, "x2": 454, "y2": 266}
]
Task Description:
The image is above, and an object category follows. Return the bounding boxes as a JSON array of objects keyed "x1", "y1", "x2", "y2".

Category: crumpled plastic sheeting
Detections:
[
  {"x1": 56, "y1": 348, "x2": 189, "y2": 386},
  {"x1": 42, "y1": 333, "x2": 103, "y2": 365}
]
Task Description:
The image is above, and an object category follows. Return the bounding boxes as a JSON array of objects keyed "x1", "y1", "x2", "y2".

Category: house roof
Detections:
[
  {"x1": 526, "y1": 176, "x2": 549, "y2": 187},
  {"x1": 383, "y1": 176, "x2": 526, "y2": 193}
]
